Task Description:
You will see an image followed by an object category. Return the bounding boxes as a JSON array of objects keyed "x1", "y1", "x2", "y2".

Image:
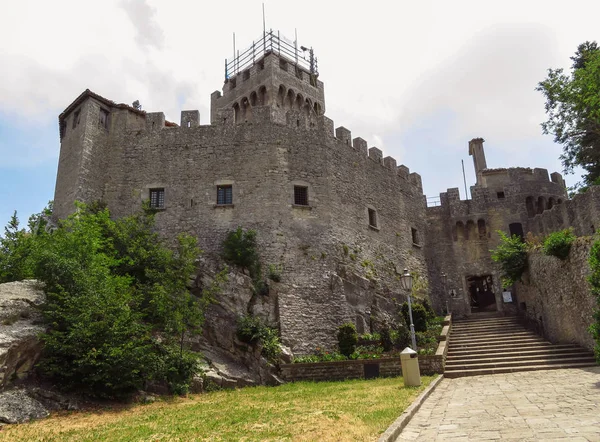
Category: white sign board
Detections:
[{"x1": 502, "y1": 291, "x2": 513, "y2": 303}]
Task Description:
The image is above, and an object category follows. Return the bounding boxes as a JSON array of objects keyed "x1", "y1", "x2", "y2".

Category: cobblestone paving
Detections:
[{"x1": 396, "y1": 367, "x2": 600, "y2": 441}]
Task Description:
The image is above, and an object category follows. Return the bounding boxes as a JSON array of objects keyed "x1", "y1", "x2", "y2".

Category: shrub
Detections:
[
  {"x1": 392, "y1": 316, "x2": 411, "y2": 350},
  {"x1": 236, "y1": 315, "x2": 282, "y2": 363},
  {"x1": 267, "y1": 264, "x2": 282, "y2": 282},
  {"x1": 236, "y1": 315, "x2": 264, "y2": 344},
  {"x1": 222, "y1": 227, "x2": 261, "y2": 279},
  {"x1": 379, "y1": 323, "x2": 393, "y2": 352},
  {"x1": 491, "y1": 231, "x2": 528, "y2": 288},
  {"x1": 350, "y1": 345, "x2": 384, "y2": 360},
  {"x1": 400, "y1": 302, "x2": 428, "y2": 333},
  {"x1": 23, "y1": 202, "x2": 221, "y2": 398},
  {"x1": 543, "y1": 229, "x2": 575, "y2": 260},
  {"x1": 337, "y1": 322, "x2": 358, "y2": 357}
]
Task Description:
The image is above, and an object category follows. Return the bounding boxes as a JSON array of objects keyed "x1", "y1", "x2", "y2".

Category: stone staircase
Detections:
[{"x1": 445, "y1": 314, "x2": 597, "y2": 378}]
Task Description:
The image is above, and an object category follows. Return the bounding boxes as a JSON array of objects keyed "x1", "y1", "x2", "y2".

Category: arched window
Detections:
[
  {"x1": 240, "y1": 97, "x2": 251, "y2": 121},
  {"x1": 233, "y1": 102, "x2": 241, "y2": 124},
  {"x1": 286, "y1": 89, "x2": 295, "y2": 109},
  {"x1": 258, "y1": 86, "x2": 267, "y2": 106},
  {"x1": 537, "y1": 196, "x2": 546, "y2": 214},
  {"x1": 525, "y1": 196, "x2": 535, "y2": 218},
  {"x1": 277, "y1": 85, "x2": 286, "y2": 108},
  {"x1": 547, "y1": 198, "x2": 555, "y2": 209},
  {"x1": 466, "y1": 220, "x2": 476, "y2": 240},
  {"x1": 477, "y1": 219, "x2": 487, "y2": 238},
  {"x1": 249, "y1": 91, "x2": 258, "y2": 107},
  {"x1": 314, "y1": 102, "x2": 322, "y2": 115},
  {"x1": 295, "y1": 94, "x2": 304, "y2": 110},
  {"x1": 456, "y1": 221, "x2": 465, "y2": 241}
]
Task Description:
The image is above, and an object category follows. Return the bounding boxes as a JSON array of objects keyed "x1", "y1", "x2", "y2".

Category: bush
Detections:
[
  {"x1": 491, "y1": 231, "x2": 528, "y2": 288},
  {"x1": 222, "y1": 227, "x2": 260, "y2": 279},
  {"x1": 337, "y1": 323, "x2": 358, "y2": 357},
  {"x1": 0, "y1": 202, "x2": 223, "y2": 398},
  {"x1": 543, "y1": 229, "x2": 575, "y2": 260},
  {"x1": 267, "y1": 264, "x2": 282, "y2": 282},
  {"x1": 400, "y1": 302, "x2": 428, "y2": 333},
  {"x1": 350, "y1": 345, "x2": 383, "y2": 360},
  {"x1": 236, "y1": 315, "x2": 282, "y2": 363},
  {"x1": 392, "y1": 315, "x2": 411, "y2": 350},
  {"x1": 379, "y1": 323, "x2": 393, "y2": 352}
]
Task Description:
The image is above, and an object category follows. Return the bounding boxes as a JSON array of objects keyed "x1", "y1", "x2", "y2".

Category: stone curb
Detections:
[{"x1": 377, "y1": 374, "x2": 444, "y2": 442}]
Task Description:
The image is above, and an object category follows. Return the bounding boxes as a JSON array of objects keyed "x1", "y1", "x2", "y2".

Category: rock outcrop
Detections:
[{"x1": 0, "y1": 280, "x2": 45, "y2": 389}]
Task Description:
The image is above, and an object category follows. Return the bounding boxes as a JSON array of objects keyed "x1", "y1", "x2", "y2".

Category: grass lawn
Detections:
[{"x1": 0, "y1": 375, "x2": 435, "y2": 441}]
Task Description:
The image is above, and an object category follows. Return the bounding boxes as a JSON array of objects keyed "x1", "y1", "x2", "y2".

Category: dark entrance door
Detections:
[{"x1": 466, "y1": 275, "x2": 497, "y2": 313}]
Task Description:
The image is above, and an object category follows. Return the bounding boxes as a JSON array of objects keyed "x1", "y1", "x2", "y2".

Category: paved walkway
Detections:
[{"x1": 396, "y1": 367, "x2": 600, "y2": 441}]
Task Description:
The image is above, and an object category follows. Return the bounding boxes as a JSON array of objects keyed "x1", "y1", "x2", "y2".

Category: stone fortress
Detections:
[{"x1": 52, "y1": 30, "x2": 600, "y2": 354}]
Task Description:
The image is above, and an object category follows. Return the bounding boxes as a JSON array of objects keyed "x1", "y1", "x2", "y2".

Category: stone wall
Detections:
[
  {"x1": 514, "y1": 237, "x2": 597, "y2": 352},
  {"x1": 53, "y1": 91, "x2": 427, "y2": 355},
  {"x1": 280, "y1": 355, "x2": 444, "y2": 382}
]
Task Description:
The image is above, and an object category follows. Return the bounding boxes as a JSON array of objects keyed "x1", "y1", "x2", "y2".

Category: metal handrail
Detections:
[{"x1": 226, "y1": 30, "x2": 318, "y2": 79}]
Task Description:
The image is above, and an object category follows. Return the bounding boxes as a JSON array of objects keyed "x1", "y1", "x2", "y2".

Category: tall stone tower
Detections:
[
  {"x1": 468, "y1": 137, "x2": 487, "y2": 185},
  {"x1": 210, "y1": 31, "x2": 325, "y2": 125}
]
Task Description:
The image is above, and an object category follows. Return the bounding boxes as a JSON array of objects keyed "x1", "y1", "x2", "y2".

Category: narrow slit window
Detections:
[
  {"x1": 217, "y1": 185, "x2": 233, "y2": 205},
  {"x1": 72, "y1": 110, "x2": 80, "y2": 129},
  {"x1": 99, "y1": 108, "x2": 109, "y2": 129},
  {"x1": 497, "y1": 191, "x2": 505, "y2": 199},
  {"x1": 411, "y1": 227, "x2": 419, "y2": 245},
  {"x1": 368, "y1": 208, "x2": 377, "y2": 228},
  {"x1": 294, "y1": 186, "x2": 308, "y2": 206},
  {"x1": 149, "y1": 188, "x2": 165, "y2": 209}
]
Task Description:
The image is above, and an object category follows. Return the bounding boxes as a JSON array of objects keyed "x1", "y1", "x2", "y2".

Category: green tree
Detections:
[
  {"x1": 490, "y1": 231, "x2": 528, "y2": 288},
  {"x1": 537, "y1": 41, "x2": 600, "y2": 190},
  {"x1": 1, "y1": 201, "x2": 222, "y2": 397}
]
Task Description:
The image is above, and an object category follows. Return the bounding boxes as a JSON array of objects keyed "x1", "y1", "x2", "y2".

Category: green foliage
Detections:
[
  {"x1": 1, "y1": 201, "x2": 224, "y2": 398},
  {"x1": 490, "y1": 231, "x2": 528, "y2": 288},
  {"x1": 222, "y1": 227, "x2": 260, "y2": 278},
  {"x1": 543, "y1": 229, "x2": 576, "y2": 260},
  {"x1": 236, "y1": 315, "x2": 281, "y2": 363},
  {"x1": 349, "y1": 345, "x2": 384, "y2": 360},
  {"x1": 337, "y1": 322, "x2": 358, "y2": 357},
  {"x1": 358, "y1": 332, "x2": 381, "y2": 343},
  {"x1": 537, "y1": 41, "x2": 600, "y2": 190},
  {"x1": 400, "y1": 302, "x2": 428, "y2": 333},
  {"x1": 0, "y1": 204, "x2": 52, "y2": 283},
  {"x1": 392, "y1": 315, "x2": 411, "y2": 350},
  {"x1": 587, "y1": 239, "x2": 600, "y2": 362},
  {"x1": 267, "y1": 264, "x2": 282, "y2": 282},
  {"x1": 379, "y1": 323, "x2": 393, "y2": 352}
]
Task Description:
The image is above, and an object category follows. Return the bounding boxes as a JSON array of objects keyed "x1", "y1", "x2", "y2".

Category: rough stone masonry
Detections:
[{"x1": 51, "y1": 30, "x2": 598, "y2": 355}]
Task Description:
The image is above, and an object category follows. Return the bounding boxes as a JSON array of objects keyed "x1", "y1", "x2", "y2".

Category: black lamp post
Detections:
[
  {"x1": 441, "y1": 272, "x2": 448, "y2": 314},
  {"x1": 400, "y1": 268, "x2": 417, "y2": 351}
]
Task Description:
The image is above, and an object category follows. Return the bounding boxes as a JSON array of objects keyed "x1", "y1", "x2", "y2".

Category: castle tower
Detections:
[
  {"x1": 468, "y1": 138, "x2": 487, "y2": 185},
  {"x1": 210, "y1": 31, "x2": 325, "y2": 125}
]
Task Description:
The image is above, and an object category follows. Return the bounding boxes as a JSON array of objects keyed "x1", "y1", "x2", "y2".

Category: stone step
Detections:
[
  {"x1": 446, "y1": 346, "x2": 586, "y2": 361},
  {"x1": 451, "y1": 323, "x2": 522, "y2": 332},
  {"x1": 448, "y1": 333, "x2": 544, "y2": 348},
  {"x1": 444, "y1": 361, "x2": 598, "y2": 378},
  {"x1": 447, "y1": 342, "x2": 573, "y2": 356},
  {"x1": 453, "y1": 316, "x2": 518, "y2": 324},
  {"x1": 450, "y1": 331, "x2": 536, "y2": 341},
  {"x1": 445, "y1": 353, "x2": 596, "y2": 369},
  {"x1": 448, "y1": 338, "x2": 550, "y2": 352}
]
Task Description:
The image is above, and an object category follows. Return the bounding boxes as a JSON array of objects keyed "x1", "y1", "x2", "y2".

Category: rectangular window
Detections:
[
  {"x1": 149, "y1": 188, "x2": 165, "y2": 209},
  {"x1": 99, "y1": 108, "x2": 109, "y2": 129},
  {"x1": 217, "y1": 185, "x2": 233, "y2": 205},
  {"x1": 411, "y1": 227, "x2": 419, "y2": 245},
  {"x1": 72, "y1": 110, "x2": 80, "y2": 129},
  {"x1": 368, "y1": 208, "x2": 377, "y2": 228},
  {"x1": 497, "y1": 191, "x2": 505, "y2": 199},
  {"x1": 294, "y1": 186, "x2": 308, "y2": 206}
]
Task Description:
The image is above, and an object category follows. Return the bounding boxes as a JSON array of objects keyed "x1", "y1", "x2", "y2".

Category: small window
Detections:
[
  {"x1": 242, "y1": 70, "x2": 250, "y2": 81},
  {"x1": 411, "y1": 227, "x2": 419, "y2": 245},
  {"x1": 279, "y1": 58, "x2": 288, "y2": 71},
  {"x1": 217, "y1": 185, "x2": 233, "y2": 205},
  {"x1": 149, "y1": 188, "x2": 165, "y2": 209},
  {"x1": 497, "y1": 191, "x2": 505, "y2": 199},
  {"x1": 230, "y1": 77, "x2": 237, "y2": 89},
  {"x1": 99, "y1": 108, "x2": 109, "y2": 129},
  {"x1": 294, "y1": 186, "x2": 308, "y2": 206},
  {"x1": 72, "y1": 110, "x2": 80, "y2": 129},
  {"x1": 368, "y1": 208, "x2": 378, "y2": 228}
]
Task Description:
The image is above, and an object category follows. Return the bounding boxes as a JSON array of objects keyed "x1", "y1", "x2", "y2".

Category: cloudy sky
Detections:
[{"x1": 0, "y1": 0, "x2": 598, "y2": 227}]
